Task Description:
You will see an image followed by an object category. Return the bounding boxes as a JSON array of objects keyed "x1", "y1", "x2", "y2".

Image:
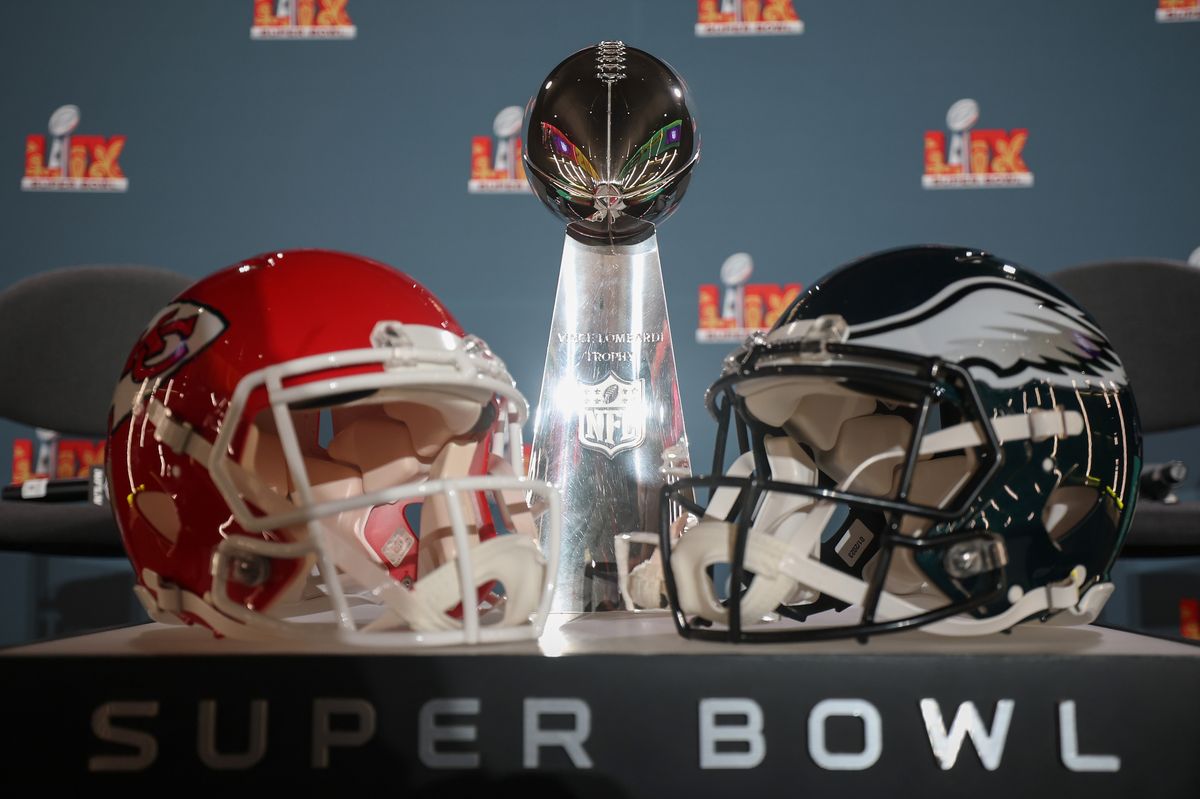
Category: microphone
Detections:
[{"x1": 1140, "y1": 460, "x2": 1188, "y2": 504}]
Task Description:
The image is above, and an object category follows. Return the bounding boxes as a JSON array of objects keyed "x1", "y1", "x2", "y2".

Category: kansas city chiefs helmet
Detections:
[{"x1": 108, "y1": 250, "x2": 560, "y2": 646}]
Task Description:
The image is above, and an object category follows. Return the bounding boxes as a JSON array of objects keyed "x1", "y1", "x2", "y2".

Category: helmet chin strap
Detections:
[{"x1": 142, "y1": 398, "x2": 545, "y2": 643}]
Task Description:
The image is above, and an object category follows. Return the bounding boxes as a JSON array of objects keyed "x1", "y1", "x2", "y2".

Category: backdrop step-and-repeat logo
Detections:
[
  {"x1": 10, "y1": 436, "x2": 105, "y2": 486},
  {"x1": 22, "y1": 105, "x2": 127, "y2": 193},
  {"x1": 251, "y1": 0, "x2": 355, "y2": 39},
  {"x1": 923, "y1": 99, "x2": 1032, "y2": 190},
  {"x1": 1157, "y1": 0, "x2": 1200, "y2": 22},
  {"x1": 696, "y1": 253, "x2": 802, "y2": 343},
  {"x1": 696, "y1": 0, "x2": 803, "y2": 37},
  {"x1": 468, "y1": 106, "x2": 529, "y2": 194}
]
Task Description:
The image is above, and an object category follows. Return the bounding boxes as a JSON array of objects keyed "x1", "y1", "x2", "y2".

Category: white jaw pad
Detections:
[
  {"x1": 671, "y1": 520, "x2": 801, "y2": 626},
  {"x1": 365, "y1": 535, "x2": 546, "y2": 632}
]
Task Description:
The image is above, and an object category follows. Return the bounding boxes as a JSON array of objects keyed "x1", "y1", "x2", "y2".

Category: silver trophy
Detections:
[{"x1": 523, "y1": 41, "x2": 699, "y2": 611}]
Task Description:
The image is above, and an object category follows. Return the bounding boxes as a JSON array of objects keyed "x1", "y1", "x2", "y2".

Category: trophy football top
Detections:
[{"x1": 523, "y1": 42, "x2": 700, "y2": 246}]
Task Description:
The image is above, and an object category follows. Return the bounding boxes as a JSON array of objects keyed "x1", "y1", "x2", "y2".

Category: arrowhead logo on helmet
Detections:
[{"x1": 110, "y1": 301, "x2": 228, "y2": 431}]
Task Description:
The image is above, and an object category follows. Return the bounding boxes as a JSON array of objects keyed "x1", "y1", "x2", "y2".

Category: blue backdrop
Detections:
[{"x1": 1, "y1": 0, "x2": 1197, "y2": 645}]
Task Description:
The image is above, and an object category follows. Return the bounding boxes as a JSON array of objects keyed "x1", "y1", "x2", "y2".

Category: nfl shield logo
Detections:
[{"x1": 578, "y1": 372, "x2": 646, "y2": 458}]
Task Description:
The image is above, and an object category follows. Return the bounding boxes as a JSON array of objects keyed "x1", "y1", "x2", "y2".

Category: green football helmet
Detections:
[{"x1": 657, "y1": 245, "x2": 1141, "y2": 642}]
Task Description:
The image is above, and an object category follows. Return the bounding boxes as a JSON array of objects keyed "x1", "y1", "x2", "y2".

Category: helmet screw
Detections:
[{"x1": 230, "y1": 555, "x2": 270, "y2": 587}]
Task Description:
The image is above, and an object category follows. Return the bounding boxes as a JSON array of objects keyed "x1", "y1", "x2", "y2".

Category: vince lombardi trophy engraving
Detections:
[{"x1": 524, "y1": 42, "x2": 699, "y2": 611}]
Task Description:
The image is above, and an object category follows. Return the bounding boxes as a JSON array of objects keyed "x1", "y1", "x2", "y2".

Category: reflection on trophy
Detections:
[
  {"x1": 524, "y1": 41, "x2": 699, "y2": 611},
  {"x1": 719, "y1": 252, "x2": 753, "y2": 329},
  {"x1": 946, "y1": 98, "x2": 978, "y2": 174}
]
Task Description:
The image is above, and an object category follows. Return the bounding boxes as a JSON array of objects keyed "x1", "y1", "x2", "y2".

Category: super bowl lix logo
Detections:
[
  {"x1": 697, "y1": 253, "x2": 802, "y2": 343},
  {"x1": 696, "y1": 0, "x2": 803, "y2": 36},
  {"x1": 252, "y1": 0, "x2": 355, "y2": 39},
  {"x1": 578, "y1": 373, "x2": 645, "y2": 458},
  {"x1": 1158, "y1": 0, "x2": 1200, "y2": 22},
  {"x1": 468, "y1": 106, "x2": 529, "y2": 194},
  {"x1": 22, "y1": 105, "x2": 126, "y2": 193},
  {"x1": 923, "y1": 99, "x2": 1032, "y2": 190}
]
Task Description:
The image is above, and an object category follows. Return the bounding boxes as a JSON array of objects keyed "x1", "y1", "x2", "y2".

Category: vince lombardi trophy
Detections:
[{"x1": 524, "y1": 42, "x2": 699, "y2": 611}]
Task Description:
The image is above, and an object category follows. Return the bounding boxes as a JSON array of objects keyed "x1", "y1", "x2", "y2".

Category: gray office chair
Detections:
[
  {"x1": 1052, "y1": 258, "x2": 1200, "y2": 556},
  {"x1": 0, "y1": 265, "x2": 193, "y2": 556}
]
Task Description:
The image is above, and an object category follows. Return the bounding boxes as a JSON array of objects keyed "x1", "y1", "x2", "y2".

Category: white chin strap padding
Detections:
[
  {"x1": 671, "y1": 521, "x2": 799, "y2": 626},
  {"x1": 368, "y1": 535, "x2": 545, "y2": 631}
]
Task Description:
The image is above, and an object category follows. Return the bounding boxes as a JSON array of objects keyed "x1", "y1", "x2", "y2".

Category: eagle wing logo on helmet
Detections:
[
  {"x1": 849, "y1": 277, "x2": 1127, "y2": 389},
  {"x1": 110, "y1": 301, "x2": 228, "y2": 429}
]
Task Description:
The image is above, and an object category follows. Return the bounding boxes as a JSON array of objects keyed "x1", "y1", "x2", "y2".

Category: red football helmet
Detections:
[{"x1": 107, "y1": 250, "x2": 560, "y2": 646}]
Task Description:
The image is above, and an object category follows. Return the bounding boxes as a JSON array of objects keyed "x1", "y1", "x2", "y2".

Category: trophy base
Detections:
[{"x1": 530, "y1": 233, "x2": 690, "y2": 613}]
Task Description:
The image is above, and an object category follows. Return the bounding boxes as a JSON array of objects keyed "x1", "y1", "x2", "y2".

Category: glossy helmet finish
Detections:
[
  {"x1": 523, "y1": 41, "x2": 699, "y2": 246},
  {"x1": 107, "y1": 250, "x2": 560, "y2": 646},
  {"x1": 657, "y1": 246, "x2": 1140, "y2": 642}
]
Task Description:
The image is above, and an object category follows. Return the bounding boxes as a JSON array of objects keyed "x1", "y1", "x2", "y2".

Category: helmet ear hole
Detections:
[
  {"x1": 1042, "y1": 485, "x2": 1100, "y2": 548},
  {"x1": 134, "y1": 490, "x2": 182, "y2": 544}
]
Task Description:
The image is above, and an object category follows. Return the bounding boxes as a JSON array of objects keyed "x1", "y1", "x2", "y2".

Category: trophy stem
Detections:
[{"x1": 530, "y1": 232, "x2": 690, "y2": 612}]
